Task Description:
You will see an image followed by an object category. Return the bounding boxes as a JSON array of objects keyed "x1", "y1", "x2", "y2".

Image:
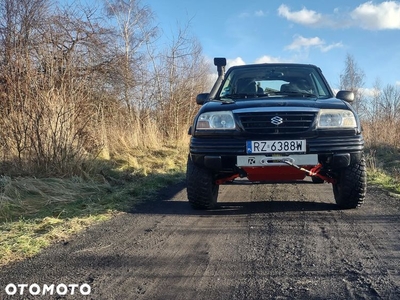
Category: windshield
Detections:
[{"x1": 218, "y1": 65, "x2": 332, "y2": 100}]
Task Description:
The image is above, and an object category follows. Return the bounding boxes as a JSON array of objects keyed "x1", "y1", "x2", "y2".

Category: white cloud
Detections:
[
  {"x1": 351, "y1": 1, "x2": 400, "y2": 29},
  {"x1": 285, "y1": 35, "x2": 342, "y2": 52},
  {"x1": 360, "y1": 87, "x2": 381, "y2": 98},
  {"x1": 320, "y1": 42, "x2": 344, "y2": 52},
  {"x1": 278, "y1": 1, "x2": 400, "y2": 30},
  {"x1": 285, "y1": 36, "x2": 324, "y2": 50},
  {"x1": 254, "y1": 55, "x2": 285, "y2": 63},
  {"x1": 396, "y1": 81, "x2": 400, "y2": 86},
  {"x1": 278, "y1": 4, "x2": 322, "y2": 25},
  {"x1": 227, "y1": 57, "x2": 246, "y2": 68}
]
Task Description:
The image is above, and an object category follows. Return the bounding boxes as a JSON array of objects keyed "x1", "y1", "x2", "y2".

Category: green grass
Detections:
[
  {"x1": 367, "y1": 170, "x2": 400, "y2": 194},
  {"x1": 0, "y1": 215, "x2": 111, "y2": 266},
  {"x1": 0, "y1": 146, "x2": 187, "y2": 266},
  {"x1": 365, "y1": 146, "x2": 400, "y2": 194}
]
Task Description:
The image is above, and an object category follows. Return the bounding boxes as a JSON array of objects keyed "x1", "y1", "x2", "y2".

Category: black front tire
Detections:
[
  {"x1": 333, "y1": 156, "x2": 367, "y2": 209},
  {"x1": 186, "y1": 155, "x2": 219, "y2": 209}
]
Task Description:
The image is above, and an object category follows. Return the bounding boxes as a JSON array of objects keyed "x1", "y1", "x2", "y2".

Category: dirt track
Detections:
[{"x1": 1, "y1": 179, "x2": 400, "y2": 299}]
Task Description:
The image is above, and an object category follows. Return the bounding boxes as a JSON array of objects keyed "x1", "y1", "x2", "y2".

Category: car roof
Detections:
[{"x1": 228, "y1": 63, "x2": 320, "y2": 70}]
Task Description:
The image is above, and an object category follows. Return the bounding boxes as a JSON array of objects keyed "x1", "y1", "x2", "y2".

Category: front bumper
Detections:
[
  {"x1": 189, "y1": 134, "x2": 364, "y2": 172},
  {"x1": 190, "y1": 135, "x2": 364, "y2": 155}
]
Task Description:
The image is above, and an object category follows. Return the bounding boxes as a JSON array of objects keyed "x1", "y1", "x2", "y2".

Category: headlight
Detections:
[
  {"x1": 317, "y1": 109, "x2": 356, "y2": 128},
  {"x1": 196, "y1": 111, "x2": 236, "y2": 130}
]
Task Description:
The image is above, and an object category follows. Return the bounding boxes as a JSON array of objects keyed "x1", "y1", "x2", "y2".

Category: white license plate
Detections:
[{"x1": 246, "y1": 140, "x2": 306, "y2": 154}]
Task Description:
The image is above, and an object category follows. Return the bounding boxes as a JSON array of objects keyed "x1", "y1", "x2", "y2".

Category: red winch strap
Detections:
[{"x1": 282, "y1": 161, "x2": 336, "y2": 184}]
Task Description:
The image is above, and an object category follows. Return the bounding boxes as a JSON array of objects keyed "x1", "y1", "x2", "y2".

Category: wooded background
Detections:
[
  {"x1": 0, "y1": 0, "x2": 399, "y2": 177},
  {"x1": 0, "y1": 0, "x2": 210, "y2": 176}
]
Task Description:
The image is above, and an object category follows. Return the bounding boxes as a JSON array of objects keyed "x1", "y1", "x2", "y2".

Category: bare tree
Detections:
[
  {"x1": 0, "y1": 0, "x2": 211, "y2": 175},
  {"x1": 362, "y1": 78, "x2": 400, "y2": 148},
  {"x1": 379, "y1": 84, "x2": 400, "y2": 123},
  {"x1": 0, "y1": 0, "x2": 50, "y2": 168},
  {"x1": 340, "y1": 53, "x2": 365, "y2": 114},
  {"x1": 104, "y1": 0, "x2": 157, "y2": 115},
  {"x1": 154, "y1": 24, "x2": 210, "y2": 141},
  {"x1": 0, "y1": 0, "x2": 118, "y2": 175}
]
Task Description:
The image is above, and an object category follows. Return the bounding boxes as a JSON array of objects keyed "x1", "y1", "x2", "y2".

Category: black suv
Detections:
[{"x1": 186, "y1": 58, "x2": 366, "y2": 209}]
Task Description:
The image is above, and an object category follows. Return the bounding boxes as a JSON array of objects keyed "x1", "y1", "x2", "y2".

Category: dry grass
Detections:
[
  {"x1": 363, "y1": 119, "x2": 400, "y2": 149},
  {"x1": 359, "y1": 118, "x2": 400, "y2": 193},
  {"x1": 0, "y1": 143, "x2": 188, "y2": 266}
]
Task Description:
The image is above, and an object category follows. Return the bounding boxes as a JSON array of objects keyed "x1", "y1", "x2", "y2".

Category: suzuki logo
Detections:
[{"x1": 271, "y1": 116, "x2": 283, "y2": 125}]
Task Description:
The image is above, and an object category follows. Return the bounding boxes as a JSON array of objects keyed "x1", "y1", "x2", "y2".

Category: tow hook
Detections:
[{"x1": 281, "y1": 160, "x2": 336, "y2": 184}]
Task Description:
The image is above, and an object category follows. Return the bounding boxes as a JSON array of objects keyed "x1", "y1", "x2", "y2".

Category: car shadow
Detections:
[{"x1": 129, "y1": 181, "x2": 339, "y2": 216}]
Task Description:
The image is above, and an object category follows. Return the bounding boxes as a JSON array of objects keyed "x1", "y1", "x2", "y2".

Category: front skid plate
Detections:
[{"x1": 237, "y1": 154, "x2": 318, "y2": 167}]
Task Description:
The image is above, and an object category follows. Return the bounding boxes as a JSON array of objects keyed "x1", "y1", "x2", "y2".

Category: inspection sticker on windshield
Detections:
[{"x1": 246, "y1": 140, "x2": 306, "y2": 154}]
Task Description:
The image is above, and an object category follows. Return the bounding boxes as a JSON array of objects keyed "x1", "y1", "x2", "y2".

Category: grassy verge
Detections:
[
  {"x1": 0, "y1": 146, "x2": 187, "y2": 267},
  {"x1": 1, "y1": 146, "x2": 399, "y2": 267},
  {"x1": 365, "y1": 146, "x2": 400, "y2": 195}
]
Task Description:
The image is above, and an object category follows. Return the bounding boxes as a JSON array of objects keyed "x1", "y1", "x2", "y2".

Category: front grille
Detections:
[{"x1": 238, "y1": 112, "x2": 316, "y2": 134}]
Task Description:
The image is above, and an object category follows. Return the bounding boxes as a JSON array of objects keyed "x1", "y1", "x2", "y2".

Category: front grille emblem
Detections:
[{"x1": 271, "y1": 116, "x2": 283, "y2": 126}]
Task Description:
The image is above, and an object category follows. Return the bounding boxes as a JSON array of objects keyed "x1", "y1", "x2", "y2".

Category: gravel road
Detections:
[{"x1": 1, "y1": 179, "x2": 399, "y2": 300}]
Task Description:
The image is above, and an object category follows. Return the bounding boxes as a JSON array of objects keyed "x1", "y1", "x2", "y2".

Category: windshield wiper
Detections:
[
  {"x1": 224, "y1": 93, "x2": 252, "y2": 99},
  {"x1": 224, "y1": 93, "x2": 267, "y2": 99},
  {"x1": 271, "y1": 91, "x2": 317, "y2": 98},
  {"x1": 213, "y1": 98, "x2": 235, "y2": 104}
]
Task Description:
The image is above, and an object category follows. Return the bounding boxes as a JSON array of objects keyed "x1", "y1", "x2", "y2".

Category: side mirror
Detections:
[
  {"x1": 196, "y1": 93, "x2": 209, "y2": 105},
  {"x1": 336, "y1": 90, "x2": 354, "y2": 103}
]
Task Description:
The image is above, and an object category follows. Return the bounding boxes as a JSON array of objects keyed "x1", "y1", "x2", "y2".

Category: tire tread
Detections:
[
  {"x1": 334, "y1": 157, "x2": 367, "y2": 209},
  {"x1": 186, "y1": 157, "x2": 218, "y2": 209}
]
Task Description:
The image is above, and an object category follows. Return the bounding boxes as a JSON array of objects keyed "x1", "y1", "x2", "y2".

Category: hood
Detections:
[{"x1": 198, "y1": 97, "x2": 349, "y2": 114}]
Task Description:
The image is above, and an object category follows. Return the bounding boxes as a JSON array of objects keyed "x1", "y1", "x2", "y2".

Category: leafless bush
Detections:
[
  {"x1": 0, "y1": 0, "x2": 107, "y2": 175},
  {"x1": 362, "y1": 82, "x2": 400, "y2": 149},
  {"x1": 0, "y1": 0, "x2": 211, "y2": 177}
]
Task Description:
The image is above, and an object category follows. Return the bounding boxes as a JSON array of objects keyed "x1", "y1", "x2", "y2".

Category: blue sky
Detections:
[{"x1": 147, "y1": 0, "x2": 400, "y2": 91}]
